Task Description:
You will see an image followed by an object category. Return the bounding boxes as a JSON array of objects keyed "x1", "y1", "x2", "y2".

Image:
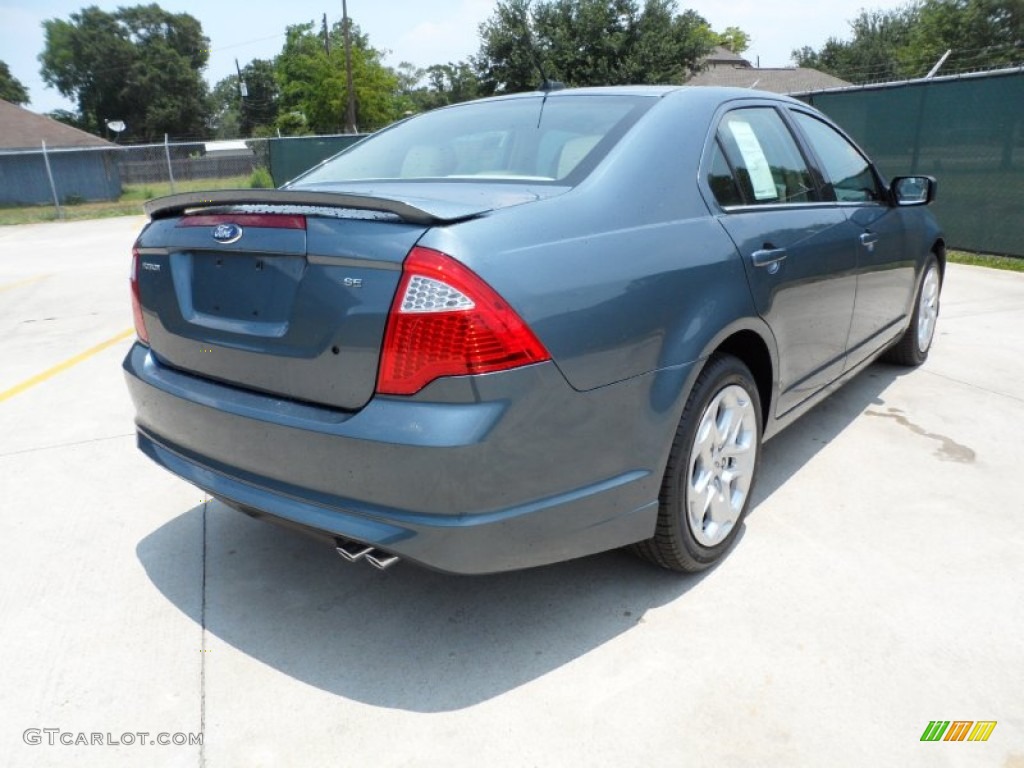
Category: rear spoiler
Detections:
[{"x1": 143, "y1": 189, "x2": 488, "y2": 226}]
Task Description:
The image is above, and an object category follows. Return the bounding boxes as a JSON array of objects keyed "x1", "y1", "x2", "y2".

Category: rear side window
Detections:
[
  {"x1": 293, "y1": 95, "x2": 654, "y2": 186},
  {"x1": 792, "y1": 111, "x2": 882, "y2": 203},
  {"x1": 716, "y1": 108, "x2": 818, "y2": 205},
  {"x1": 707, "y1": 141, "x2": 744, "y2": 206}
]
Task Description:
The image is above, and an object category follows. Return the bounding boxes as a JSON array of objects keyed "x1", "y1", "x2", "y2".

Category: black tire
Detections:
[
  {"x1": 633, "y1": 354, "x2": 763, "y2": 572},
  {"x1": 883, "y1": 254, "x2": 941, "y2": 367}
]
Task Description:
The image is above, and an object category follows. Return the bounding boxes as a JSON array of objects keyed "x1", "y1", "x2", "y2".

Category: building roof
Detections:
[
  {"x1": 702, "y1": 45, "x2": 753, "y2": 68},
  {"x1": 686, "y1": 67, "x2": 852, "y2": 94},
  {"x1": 0, "y1": 99, "x2": 114, "y2": 150}
]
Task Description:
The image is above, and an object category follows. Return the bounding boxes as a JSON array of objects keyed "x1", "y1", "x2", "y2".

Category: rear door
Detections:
[{"x1": 706, "y1": 106, "x2": 858, "y2": 416}]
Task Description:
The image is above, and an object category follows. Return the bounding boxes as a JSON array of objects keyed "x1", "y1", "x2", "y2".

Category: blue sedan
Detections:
[{"x1": 124, "y1": 86, "x2": 943, "y2": 573}]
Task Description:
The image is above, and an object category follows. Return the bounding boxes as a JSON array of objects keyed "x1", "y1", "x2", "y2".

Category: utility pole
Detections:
[
  {"x1": 235, "y1": 58, "x2": 247, "y2": 136},
  {"x1": 235, "y1": 58, "x2": 247, "y2": 99},
  {"x1": 342, "y1": 0, "x2": 358, "y2": 133}
]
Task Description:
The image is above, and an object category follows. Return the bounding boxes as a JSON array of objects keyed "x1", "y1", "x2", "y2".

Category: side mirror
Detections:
[{"x1": 890, "y1": 175, "x2": 937, "y2": 206}]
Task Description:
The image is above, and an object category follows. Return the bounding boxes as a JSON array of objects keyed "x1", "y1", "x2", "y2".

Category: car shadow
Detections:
[
  {"x1": 135, "y1": 361, "x2": 907, "y2": 712},
  {"x1": 751, "y1": 362, "x2": 910, "y2": 507},
  {"x1": 137, "y1": 505, "x2": 704, "y2": 713}
]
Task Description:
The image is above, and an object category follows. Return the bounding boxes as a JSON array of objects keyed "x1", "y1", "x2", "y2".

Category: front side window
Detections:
[
  {"x1": 291, "y1": 95, "x2": 654, "y2": 186},
  {"x1": 792, "y1": 112, "x2": 882, "y2": 203},
  {"x1": 716, "y1": 108, "x2": 818, "y2": 206}
]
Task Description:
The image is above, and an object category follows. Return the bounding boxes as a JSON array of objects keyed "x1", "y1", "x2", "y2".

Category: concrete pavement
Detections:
[{"x1": 1, "y1": 217, "x2": 1021, "y2": 767}]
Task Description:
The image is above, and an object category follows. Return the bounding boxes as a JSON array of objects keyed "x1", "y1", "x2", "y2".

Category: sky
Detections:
[{"x1": 0, "y1": 0, "x2": 917, "y2": 114}]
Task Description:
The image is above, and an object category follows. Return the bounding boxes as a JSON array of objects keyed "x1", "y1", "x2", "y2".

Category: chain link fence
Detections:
[
  {"x1": 116, "y1": 137, "x2": 272, "y2": 187},
  {"x1": 0, "y1": 137, "x2": 274, "y2": 215},
  {"x1": 0, "y1": 133, "x2": 373, "y2": 221}
]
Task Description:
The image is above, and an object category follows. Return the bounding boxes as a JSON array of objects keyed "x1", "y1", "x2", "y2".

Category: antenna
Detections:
[
  {"x1": 235, "y1": 59, "x2": 247, "y2": 99},
  {"x1": 531, "y1": 51, "x2": 564, "y2": 92},
  {"x1": 520, "y1": 13, "x2": 563, "y2": 92}
]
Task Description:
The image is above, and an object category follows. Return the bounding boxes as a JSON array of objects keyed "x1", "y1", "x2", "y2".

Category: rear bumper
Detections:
[{"x1": 124, "y1": 343, "x2": 689, "y2": 573}]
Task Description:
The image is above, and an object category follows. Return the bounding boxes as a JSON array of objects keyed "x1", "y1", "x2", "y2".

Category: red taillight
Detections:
[
  {"x1": 131, "y1": 246, "x2": 149, "y2": 344},
  {"x1": 376, "y1": 247, "x2": 550, "y2": 396}
]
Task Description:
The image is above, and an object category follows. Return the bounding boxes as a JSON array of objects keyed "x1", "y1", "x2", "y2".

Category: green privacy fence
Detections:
[
  {"x1": 798, "y1": 68, "x2": 1024, "y2": 257},
  {"x1": 268, "y1": 134, "x2": 367, "y2": 187}
]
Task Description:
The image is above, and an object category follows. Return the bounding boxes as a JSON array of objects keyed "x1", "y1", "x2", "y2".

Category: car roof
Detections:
[{"x1": 460, "y1": 84, "x2": 807, "y2": 109}]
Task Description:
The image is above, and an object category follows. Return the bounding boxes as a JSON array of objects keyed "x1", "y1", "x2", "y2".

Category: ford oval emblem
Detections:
[{"x1": 212, "y1": 223, "x2": 243, "y2": 244}]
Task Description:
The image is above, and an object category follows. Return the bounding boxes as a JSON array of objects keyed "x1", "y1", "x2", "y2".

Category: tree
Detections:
[
  {"x1": 424, "y1": 62, "x2": 481, "y2": 106},
  {"x1": 900, "y1": 0, "x2": 1024, "y2": 76},
  {"x1": 208, "y1": 61, "x2": 279, "y2": 138},
  {"x1": 46, "y1": 109, "x2": 88, "y2": 130},
  {"x1": 475, "y1": 0, "x2": 537, "y2": 94},
  {"x1": 39, "y1": 4, "x2": 211, "y2": 140},
  {"x1": 208, "y1": 74, "x2": 242, "y2": 138},
  {"x1": 715, "y1": 26, "x2": 750, "y2": 54},
  {"x1": 0, "y1": 61, "x2": 30, "y2": 105},
  {"x1": 274, "y1": 20, "x2": 406, "y2": 134},
  {"x1": 475, "y1": 0, "x2": 728, "y2": 94},
  {"x1": 792, "y1": 1, "x2": 1023, "y2": 83},
  {"x1": 396, "y1": 61, "x2": 482, "y2": 113},
  {"x1": 237, "y1": 59, "x2": 280, "y2": 136},
  {"x1": 393, "y1": 61, "x2": 425, "y2": 111},
  {"x1": 791, "y1": 7, "x2": 917, "y2": 84}
]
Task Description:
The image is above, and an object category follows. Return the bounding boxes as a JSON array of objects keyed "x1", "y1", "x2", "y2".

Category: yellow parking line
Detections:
[
  {"x1": 0, "y1": 328, "x2": 135, "y2": 403},
  {"x1": 0, "y1": 274, "x2": 52, "y2": 292}
]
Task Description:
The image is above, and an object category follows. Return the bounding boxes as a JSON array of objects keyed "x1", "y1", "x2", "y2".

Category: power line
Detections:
[{"x1": 213, "y1": 32, "x2": 287, "y2": 53}]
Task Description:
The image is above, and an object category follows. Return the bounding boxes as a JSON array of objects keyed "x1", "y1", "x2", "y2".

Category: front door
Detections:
[{"x1": 787, "y1": 109, "x2": 917, "y2": 367}]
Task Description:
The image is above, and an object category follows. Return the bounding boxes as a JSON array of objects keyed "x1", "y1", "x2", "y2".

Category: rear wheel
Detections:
[
  {"x1": 633, "y1": 354, "x2": 762, "y2": 572},
  {"x1": 883, "y1": 255, "x2": 941, "y2": 366}
]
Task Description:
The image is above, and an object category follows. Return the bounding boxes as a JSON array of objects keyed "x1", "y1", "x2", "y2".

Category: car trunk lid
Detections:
[{"x1": 135, "y1": 190, "x2": 488, "y2": 410}]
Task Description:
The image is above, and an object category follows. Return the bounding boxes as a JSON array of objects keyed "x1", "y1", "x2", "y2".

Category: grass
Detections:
[
  {"x1": 0, "y1": 174, "x2": 254, "y2": 226},
  {"x1": 948, "y1": 250, "x2": 1024, "y2": 273}
]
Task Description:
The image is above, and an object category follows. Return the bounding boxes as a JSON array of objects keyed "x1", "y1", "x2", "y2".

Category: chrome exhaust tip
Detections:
[
  {"x1": 366, "y1": 551, "x2": 401, "y2": 570},
  {"x1": 335, "y1": 538, "x2": 400, "y2": 570},
  {"x1": 335, "y1": 539, "x2": 374, "y2": 563}
]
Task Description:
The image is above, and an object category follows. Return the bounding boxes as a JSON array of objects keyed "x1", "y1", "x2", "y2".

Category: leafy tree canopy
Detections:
[
  {"x1": 208, "y1": 74, "x2": 243, "y2": 139},
  {"x1": 274, "y1": 20, "x2": 404, "y2": 134},
  {"x1": 39, "y1": 4, "x2": 211, "y2": 140},
  {"x1": 237, "y1": 59, "x2": 280, "y2": 137},
  {"x1": 901, "y1": 0, "x2": 1024, "y2": 74},
  {"x1": 715, "y1": 26, "x2": 751, "y2": 54},
  {"x1": 475, "y1": 0, "x2": 733, "y2": 94},
  {"x1": 793, "y1": 0, "x2": 1023, "y2": 84},
  {"x1": 0, "y1": 61, "x2": 30, "y2": 105},
  {"x1": 397, "y1": 61, "x2": 482, "y2": 112},
  {"x1": 209, "y1": 59, "x2": 280, "y2": 138},
  {"x1": 46, "y1": 108, "x2": 87, "y2": 129}
]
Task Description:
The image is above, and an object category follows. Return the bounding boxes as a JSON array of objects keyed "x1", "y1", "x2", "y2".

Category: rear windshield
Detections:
[{"x1": 292, "y1": 95, "x2": 654, "y2": 186}]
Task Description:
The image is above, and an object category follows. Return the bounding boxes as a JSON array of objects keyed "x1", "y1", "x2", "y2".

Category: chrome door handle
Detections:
[
  {"x1": 751, "y1": 247, "x2": 788, "y2": 268},
  {"x1": 860, "y1": 232, "x2": 878, "y2": 250}
]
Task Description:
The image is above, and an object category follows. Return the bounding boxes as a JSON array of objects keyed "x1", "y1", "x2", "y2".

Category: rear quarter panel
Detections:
[{"x1": 420, "y1": 92, "x2": 763, "y2": 393}]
